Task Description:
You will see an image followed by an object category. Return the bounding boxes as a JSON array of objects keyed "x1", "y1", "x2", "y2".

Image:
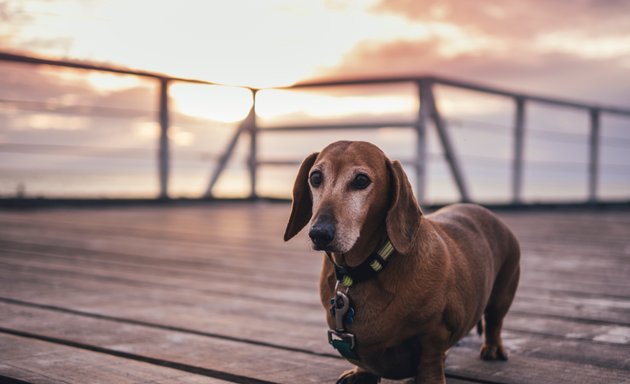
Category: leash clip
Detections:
[
  {"x1": 328, "y1": 282, "x2": 360, "y2": 361},
  {"x1": 332, "y1": 290, "x2": 350, "y2": 331}
]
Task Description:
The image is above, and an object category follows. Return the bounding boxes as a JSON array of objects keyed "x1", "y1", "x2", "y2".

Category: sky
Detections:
[
  {"x1": 2, "y1": 0, "x2": 630, "y2": 95},
  {"x1": 0, "y1": 0, "x2": 629, "y2": 201}
]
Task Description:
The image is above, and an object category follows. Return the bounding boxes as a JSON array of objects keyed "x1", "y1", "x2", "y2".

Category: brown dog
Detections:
[{"x1": 284, "y1": 141, "x2": 520, "y2": 384}]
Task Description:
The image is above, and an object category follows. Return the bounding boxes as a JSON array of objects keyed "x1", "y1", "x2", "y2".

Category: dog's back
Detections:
[
  {"x1": 427, "y1": 203, "x2": 520, "y2": 272},
  {"x1": 427, "y1": 203, "x2": 520, "y2": 359}
]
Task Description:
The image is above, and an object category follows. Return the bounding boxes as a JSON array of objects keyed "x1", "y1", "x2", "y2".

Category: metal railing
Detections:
[
  {"x1": 2, "y1": 51, "x2": 630, "y2": 204},
  {"x1": 213, "y1": 76, "x2": 630, "y2": 204},
  {"x1": 0, "y1": 51, "x2": 223, "y2": 200}
]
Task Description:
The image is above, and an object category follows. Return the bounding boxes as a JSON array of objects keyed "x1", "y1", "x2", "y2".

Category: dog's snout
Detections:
[{"x1": 309, "y1": 218, "x2": 335, "y2": 250}]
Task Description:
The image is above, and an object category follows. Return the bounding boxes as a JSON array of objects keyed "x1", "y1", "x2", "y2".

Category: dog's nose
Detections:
[{"x1": 309, "y1": 219, "x2": 335, "y2": 250}]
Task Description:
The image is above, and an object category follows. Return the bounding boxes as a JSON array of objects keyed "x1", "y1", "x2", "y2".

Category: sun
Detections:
[{"x1": 169, "y1": 83, "x2": 253, "y2": 123}]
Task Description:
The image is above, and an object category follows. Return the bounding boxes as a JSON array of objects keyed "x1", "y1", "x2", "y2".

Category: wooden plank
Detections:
[
  {"x1": 1, "y1": 212, "x2": 628, "y2": 286},
  {"x1": 1, "y1": 205, "x2": 629, "y2": 384},
  {"x1": 2, "y1": 206, "x2": 628, "y2": 262},
  {"x1": 0, "y1": 334, "x2": 229, "y2": 384},
  {"x1": 0, "y1": 245, "x2": 625, "y2": 311},
  {"x1": 4, "y1": 205, "x2": 629, "y2": 251},
  {"x1": 1, "y1": 249, "x2": 629, "y2": 329},
  {"x1": 0, "y1": 332, "x2": 477, "y2": 384},
  {"x1": 0, "y1": 262, "x2": 628, "y2": 336},
  {"x1": 0, "y1": 294, "x2": 630, "y2": 376},
  {"x1": 1, "y1": 263, "x2": 629, "y2": 374},
  {"x1": 2, "y1": 260, "x2": 623, "y2": 380},
  {"x1": 3, "y1": 235, "x2": 628, "y2": 300},
  {"x1": 444, "y1": 342, "x2": 628, "y2": 384},
  {"x1": 1, "y1": 232, "x2": 628, "y2": 326},
  {"x1": 1, "y1": 261, "x2": 627, "y2": 351},
  {"x1": 2, "y1": 222, "x2": 628, "y2": 306},
  {"x1": 1, "y1": 208, "x2": 625, "y2": 328},
  {"x1": 1, "y1": 303, "x2": 627, "y2": 384},
  {"x1": 504, "y1": 313, "x2": 630, "y2": 346},
  {"x1": 0, "y1": 303, "x2": 349, "y2": 384}
]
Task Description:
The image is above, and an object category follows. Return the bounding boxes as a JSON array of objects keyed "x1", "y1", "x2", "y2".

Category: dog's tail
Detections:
[{"x1": 476, "y1": 319, "x2": 483, "y2": 336}]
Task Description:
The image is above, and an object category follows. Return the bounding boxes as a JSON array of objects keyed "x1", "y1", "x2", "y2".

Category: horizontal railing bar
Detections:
[
  {"x1": 5, "y1": 51, "x2": 629, "y2": 116},
  {"x1": 259, "y1": 153, "x2": 630, "y2": 171},
  {"x1": 260, "y1": 121, "x2": 415, "y2": 132},
  {"x1": 0, "y1": 98, "x2": 153, "y2": 118},
  {"x1": 0, "y1": 142, "x2": 223, "y2": 161},
  {"x1": 0, "y1": 51, "x2": 225, "y2": 88},
  {"x1": 430, "y1": 77, "x2": 629, "y2": 115},
  {"x1": 255, "y1": 159, "x2": 301, "y2": 166},
  {"x1": 286, "y1": 75, "x2": 630, "y2": 117},
  {"x1": 446, "y1": 117, "x2": 630, "y2": 147},
  {"x1": 280, "y1": 76, "x2": 420, "y2": 88},
  {"x1": 256, "y1": 158, "x2": 418, "y2": 167}
]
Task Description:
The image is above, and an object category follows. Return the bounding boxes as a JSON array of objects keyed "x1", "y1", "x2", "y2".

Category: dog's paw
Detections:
[
  {"x1": 480, "y1": 343, "x2": 508, "y2": 361},
  {"x1": 336, "y1": 368, "x2": 380, "y2": 384}
]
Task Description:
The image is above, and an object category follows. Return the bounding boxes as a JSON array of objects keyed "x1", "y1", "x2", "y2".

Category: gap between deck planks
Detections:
[{"x1": 0, "y1": 203, "x2": 629, "y2": 383}]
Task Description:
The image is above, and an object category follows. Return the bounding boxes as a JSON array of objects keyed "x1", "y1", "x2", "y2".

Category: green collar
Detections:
[{"x1": 326, "y1": 239, "x2": 395, "y2": 288}]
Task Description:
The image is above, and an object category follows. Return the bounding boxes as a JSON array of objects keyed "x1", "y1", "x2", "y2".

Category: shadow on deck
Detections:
[{"x1": 0, "y1": 203, "x2": 628, "y2": 383}]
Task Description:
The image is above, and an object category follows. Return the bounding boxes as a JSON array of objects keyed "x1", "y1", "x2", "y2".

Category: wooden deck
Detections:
[{"x1": 0, "y1": 203, "x2": 629, "y2": 384}]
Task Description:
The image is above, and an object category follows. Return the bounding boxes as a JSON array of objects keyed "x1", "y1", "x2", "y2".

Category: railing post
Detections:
[
  {"x1": 588, "y1": 108, "x2": 600, "y2": 203},
  {"x1": 203, "y1": 114, "x2": 249, "y2": 199},
  {"x1": 204, "y1": 90, "x2": 257, "y2": 198},
  {"x1": 248, "y1": 89, "x2": 258, "y2": 200},
  {"x1": 415, "y1": 79, "x2": 430, "y2": 203},
  {"x1": 428, "y1": 82, "x2": 470, "y2": 202},
  {"x1": 158, "y1": 78, "x2": 170, "y2": 200},
  {"x1": 512, "y1": 97, "x2": 526, "y2": 204}
]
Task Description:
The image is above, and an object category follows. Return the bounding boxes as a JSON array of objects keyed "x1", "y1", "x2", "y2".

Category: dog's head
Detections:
[{"x1": 284, "y1": 141, "x2": 422, "y2": 256}]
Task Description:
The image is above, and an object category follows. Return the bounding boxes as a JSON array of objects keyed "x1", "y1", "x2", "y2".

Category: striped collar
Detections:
[{"x1": 326, "y1": 239, "x2": 395, "y2": 288}]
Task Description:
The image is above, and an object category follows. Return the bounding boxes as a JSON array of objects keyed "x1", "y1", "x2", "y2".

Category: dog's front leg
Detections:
[
  {"x1": 335, "y1": 367, "x2": 380, "y2": 384},
  {"x1": 414, "y1": 329, "x2": 449, "y2": 384}
]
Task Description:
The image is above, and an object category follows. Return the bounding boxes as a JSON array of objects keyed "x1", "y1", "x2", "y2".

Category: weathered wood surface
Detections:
[{"x1": 0, "y1": 203, "x2": 629, "y2": 384}]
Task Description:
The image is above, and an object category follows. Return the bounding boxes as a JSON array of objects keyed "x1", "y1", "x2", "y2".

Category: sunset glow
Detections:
[
  {"x1": 86, "y1": 73, "x2": 142, "y2": 93},
  {"x1": 4, "y1": 0, "x2": 629, "y2": 123},
  {"x1": 8, "y1": 0, "x2": 433, "y2": 87},
  {"x1": 1, "y1": 0, "x2": 629, "y2": 200},
  {"x1": 170, "y1": 84, "x2": 253, "y2": 123},
  {"x1": 256, "y1": 89, "x2": 417, "y2": 123}
]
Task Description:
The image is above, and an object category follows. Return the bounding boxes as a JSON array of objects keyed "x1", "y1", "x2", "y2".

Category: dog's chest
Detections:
[{"x1": 325, "y1": 286, "x2": 405, "y2": 347}]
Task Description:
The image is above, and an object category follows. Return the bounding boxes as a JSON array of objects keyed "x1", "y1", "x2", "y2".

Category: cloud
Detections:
[
  {"x1": 317, "y1": 0, "x2": 630, "y2": 106},
  {"x1": 0, "y1": 1, "x2": 25, "y2": 46},
  {"x1": 323, "y1": 38, "x2": 630, "y2": 105},
  {"x1": 373, "y1": 0, "x2": 630, "y2": 40}
]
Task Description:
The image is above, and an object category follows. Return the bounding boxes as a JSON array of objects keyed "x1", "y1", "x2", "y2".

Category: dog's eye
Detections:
[
  {"x1": 309, "y1": 171, "x2": 323, "y2": 187},
  {"x1": 351, "y1": 174, "x2": 371, "y2": 190}
]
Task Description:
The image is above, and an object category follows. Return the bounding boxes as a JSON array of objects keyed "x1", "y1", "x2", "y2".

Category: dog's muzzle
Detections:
[{"x1": 309, "y1": 217, "x2": 335, "y2": 250}]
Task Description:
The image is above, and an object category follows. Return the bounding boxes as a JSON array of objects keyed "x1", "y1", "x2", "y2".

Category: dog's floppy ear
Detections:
[
  {"x1": 284, "y1": 152, "x2": 319, "y2": 241},
  {"x1": 386, "y1": 160, "x2": 422, "y2": 255}
]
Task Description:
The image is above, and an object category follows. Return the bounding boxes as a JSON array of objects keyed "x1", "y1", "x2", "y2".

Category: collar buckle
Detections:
[
  {"x1": 328, "y1": 329, "x2": 359, "y2": 362},
  {"x1": 328, "y1": 329, "x2": 356, "y2": 350}
]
